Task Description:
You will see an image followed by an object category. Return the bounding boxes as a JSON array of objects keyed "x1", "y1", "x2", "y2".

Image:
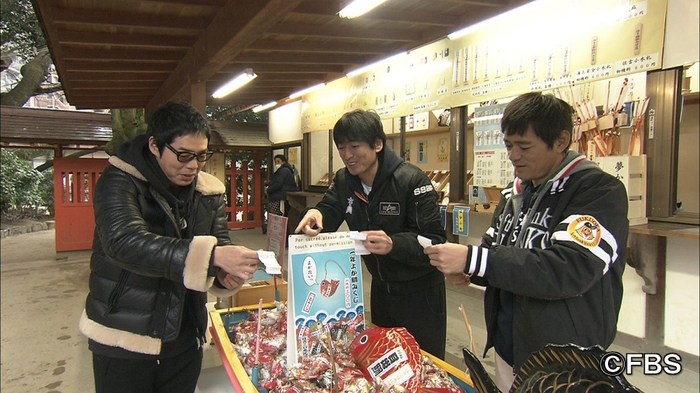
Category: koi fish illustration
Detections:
[{"x1": 319, "y1": 259, "x2": 347, "y2": 297}]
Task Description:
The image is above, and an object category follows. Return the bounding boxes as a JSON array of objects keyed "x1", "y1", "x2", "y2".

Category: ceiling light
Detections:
[
  {"x1": 212, "y1": 68, "x2": 257, "y2": 98},
  {"x1": 338, "y1": 0, "x2": 388, "y2": 19},
  {"x1": 289, "y1": 83, "x2": 326, "y2": 99},
  {"x1": 448, "y1": 0, "x2": 541, "y2": 40},
  {"x1": 252, "y1": 101, "x2": 277, "y2": 113},
  {"x1": 346, "y1": 51, "x2": 407, "y2": 78}
]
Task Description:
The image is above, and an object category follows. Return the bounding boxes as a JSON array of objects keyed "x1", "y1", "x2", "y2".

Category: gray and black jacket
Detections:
[{"x1": 466, "y1": 151, "x2": 629, "y2": 370}]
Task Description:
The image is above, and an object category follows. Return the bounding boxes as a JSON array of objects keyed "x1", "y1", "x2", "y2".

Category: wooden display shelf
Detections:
[
  {"x1": 425, "y1": 169, "x2": 450, "y2": 195},
  {"x1": 315, "y1": 172, "x2": 330, "y2": 187}
]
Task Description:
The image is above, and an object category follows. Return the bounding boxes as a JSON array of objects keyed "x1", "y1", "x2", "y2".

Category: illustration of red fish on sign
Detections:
[
  {"x1": 319, "y1": 260, "x2": 346, "y2": 297},
  {"x1": 351, "y1": 327, "x2": 423, "y2": 392},
  {"x1": 287, "y1": 232, "x2": 365, "y2": 367}
]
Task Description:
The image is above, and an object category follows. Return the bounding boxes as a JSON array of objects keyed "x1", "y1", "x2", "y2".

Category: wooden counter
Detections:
[
  {"x1": 626, "y1": 221, "x2": 699, "y2": 355},
  {"x1": 630, "y1": 222, "x2": 700, "y2": 239}
]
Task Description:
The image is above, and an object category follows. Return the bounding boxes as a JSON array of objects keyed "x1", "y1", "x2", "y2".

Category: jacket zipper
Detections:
[
  {"x1": 414, "y1": 201, "x2": 422, "y2": 232},
  {"x1": 106, "y1": 270, "x2": 129, "y2": 314}
]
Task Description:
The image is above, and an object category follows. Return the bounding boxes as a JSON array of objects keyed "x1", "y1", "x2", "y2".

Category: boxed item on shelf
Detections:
[
  {"x1": 595, "y1": 155, "x2": 647, "y2": 225},
  {"x1": 233, "y1": 277, "x2": 287, "y2": 307}
]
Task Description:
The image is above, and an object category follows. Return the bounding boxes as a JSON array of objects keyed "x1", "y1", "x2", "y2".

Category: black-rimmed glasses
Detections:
[{"x1": 164, "y1": 143, "x2": 214, "y2": 162}]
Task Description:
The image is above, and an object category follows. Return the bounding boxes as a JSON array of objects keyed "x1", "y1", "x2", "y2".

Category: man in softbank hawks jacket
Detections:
[
  {"x1": 79, "y1": 101, "x2": 260, "y2": 393},
  {"x1": 425, "y1": 93, "x2": 629, "y2": 391}
]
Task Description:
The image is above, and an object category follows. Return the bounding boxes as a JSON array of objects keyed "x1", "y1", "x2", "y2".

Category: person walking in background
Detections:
[
  {"x1": 79, "y1": 101, "x2": 261, "y2": 393},
  {"x1": 424, "y1": 92, "x2": 629, "y2": 391},
  {"x1": 294, "y1": 109, "x2": 448, "y2": 359},
  {"x1": 266, "y1": 154, "x2": 297, "y2": 217}
]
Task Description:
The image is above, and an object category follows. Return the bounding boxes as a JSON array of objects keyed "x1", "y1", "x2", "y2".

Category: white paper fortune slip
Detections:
[
  {"x1": 349, "y1": 231, "x2": 370, "y2": 255},
  {"x1": 416, "y1": 235, "x2": 433, "y2": 249},
  {"x1": 257, "y1": 250, "x2": 282, "y2": 274}
]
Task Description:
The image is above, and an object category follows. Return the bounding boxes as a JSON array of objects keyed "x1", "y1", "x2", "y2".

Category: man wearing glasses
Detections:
[{"x1": 79, "y1": 101, "x2": 260, "y2": 393}]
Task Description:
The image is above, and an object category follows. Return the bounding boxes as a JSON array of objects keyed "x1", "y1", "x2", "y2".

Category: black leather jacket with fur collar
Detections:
[{"x1": 79, "y1": 156, "x2": 236, "y2": 356}]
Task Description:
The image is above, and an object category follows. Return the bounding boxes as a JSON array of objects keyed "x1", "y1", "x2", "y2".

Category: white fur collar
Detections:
[{"x1": 108, "y1": 156, "x2": 225, "y2": 195}]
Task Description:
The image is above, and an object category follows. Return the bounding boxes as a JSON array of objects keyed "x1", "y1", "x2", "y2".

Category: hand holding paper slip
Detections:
[
  {"x1": 417, "y1": 235, "x2": 433, "y2": 249},
  {"x1": 349, "y1": 231, "x2": 371, "y2": 255},
  {"x1": 256, "y1": 250, "x2": 282, "y2": 275}
]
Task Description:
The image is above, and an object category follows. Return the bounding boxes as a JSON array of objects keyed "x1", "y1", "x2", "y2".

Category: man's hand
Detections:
[
  {"x1": 424, "y1": 243, "x2": 469, "y2": 276},
  {"x1": 216, "y1": 269, "x2": 245, "y2": 290},
  {"x1": 213, "y1": 245, "x2": 260, "y2": 282},
  {"x1": 445, "y1": 272, "x2": 471, "y2": 286},
  {"x1": 362, "y1": 230, "x2": 393, "y2": 255},
  {"x1": 294, "y1": 209, "x2": 323, "y2": 236}
]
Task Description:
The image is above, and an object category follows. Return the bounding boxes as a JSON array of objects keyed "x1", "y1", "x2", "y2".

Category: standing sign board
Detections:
[{"x1": 286, "y1": 232, "x2": 365, "y2": 367}]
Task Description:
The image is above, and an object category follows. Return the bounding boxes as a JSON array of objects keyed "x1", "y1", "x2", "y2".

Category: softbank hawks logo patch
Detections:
[
  {"x1": 379, "y1": 202, "x2": 400, "y2": 215},
  {"x1": 567, "y1": 215, "x2": 602, "y2": 247}
]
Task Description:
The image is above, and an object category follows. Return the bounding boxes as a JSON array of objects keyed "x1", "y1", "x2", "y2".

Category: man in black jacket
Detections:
[
  {"x1": 295, "y1": 109, "x2": 448, "y2": 359},
  {"x1": 79, "y1": 101, "x2": 260, "y2": 393},
  {"x1": 425, "y1": 93, "x2": 629, "y2": 391}
]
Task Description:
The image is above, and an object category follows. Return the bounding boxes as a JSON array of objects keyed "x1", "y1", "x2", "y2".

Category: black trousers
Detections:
[
  {"x1": 92, "y1": 344, "x2": 203, "y2": 393},
  {"x1": 370, "y1": 280, "x2": 447, "y2": 359}
]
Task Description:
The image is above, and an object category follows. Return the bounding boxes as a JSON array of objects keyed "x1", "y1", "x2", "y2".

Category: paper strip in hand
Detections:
[
  {"x1": 417, "y1": 235, "x2": 433, "y2": 249},
  {"x1": 257, "y1": 250, "x2": 282, "y2": 275},
  {"x1": 349, "y1": 231, "x2": 371, "y2": 255}
]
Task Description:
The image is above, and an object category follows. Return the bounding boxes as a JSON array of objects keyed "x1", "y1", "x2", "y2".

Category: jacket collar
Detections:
[{"x1": 108, "y1": 155, "x2": 225, "y2": 196}]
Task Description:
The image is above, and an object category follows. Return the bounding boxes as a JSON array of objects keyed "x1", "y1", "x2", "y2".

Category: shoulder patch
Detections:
[
  {"x1": 413, "y1": 184, "x2": 434, "y2": 196},
  {"x1": 567, "y1": 215, "x2": 602, "y2": 248}
]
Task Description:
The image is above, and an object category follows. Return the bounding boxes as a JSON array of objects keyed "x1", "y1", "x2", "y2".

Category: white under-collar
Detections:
[{"x1": 361, "y1": 181, "x2": 372, "y2": 196}]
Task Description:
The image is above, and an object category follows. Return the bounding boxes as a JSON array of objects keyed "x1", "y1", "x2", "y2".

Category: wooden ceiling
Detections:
[{"x1": 32, "y1": 0, "x2": 532, "y2": 112}]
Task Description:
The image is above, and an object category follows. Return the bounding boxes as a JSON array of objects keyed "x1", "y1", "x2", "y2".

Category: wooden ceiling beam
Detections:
[
  {"x1": 267, "y1": 23, "x2": 422, "y2": 42},
  {"x1": 210, "y1": 72, "x2": 326, "y2": 81},
  {"x1": 64, "y1": 71, "x2": 170, "y2": 81},
  {"x1": 147, "y1": 0, "x2": 306, "y2": 113},
  {"x1": 232, "y1": 52, "x2": 370, "y2": 65},
  {"x1": 136, "y1": 0, "x2": 226, "y2": 7},
  {"x1": 62, "y1": 47, "x2": 186, "y2": 62},
  {"x1": 70, "y1": 91, "x2": 158, "y2": 98},
  {"x1": 63, "y1": 60, "x2": 176, "y2": 72},
  {"x1": 215, "y1": 80, "x2": 318, "y2": 88},
  {"x1": 56, "y1": 29, "x2": 195, "y2": 49},
  {"x1": 69, "y1": 81, "x2": 164, "y2": 89},
  {"x1": 50, "y1": 6, "x2": 208, "y2": 31},
  {"x1": 249, "y1": 39, "x2": 395, "y2": 55},
  {"x1": 219, "y1": 63, "x2": 345, "y2": 74}
]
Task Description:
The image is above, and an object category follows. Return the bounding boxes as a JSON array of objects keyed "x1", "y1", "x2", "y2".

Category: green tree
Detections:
[
  {"x1": 106, "y1": 108, "x2": 148, "y2": 155},
  {"x1": 0, "y1": 0, "x2": 61, "y2": 106},
  {"x1": 0, "y1": 149, "x2": 51, "y2": 218}
]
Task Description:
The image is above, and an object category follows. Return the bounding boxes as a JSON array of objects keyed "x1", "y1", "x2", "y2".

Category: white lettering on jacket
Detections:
[{"x1": 413, "y1": 185, "x2": 434, "y2": 195}]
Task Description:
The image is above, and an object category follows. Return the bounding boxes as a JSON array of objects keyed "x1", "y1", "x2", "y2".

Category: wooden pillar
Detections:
[
  {"x1": 627, "y1": 232, "x2": 667, "y2": 350},
  {"x1": 189, "y1": 82, "x2": 207, "y2": 115}
]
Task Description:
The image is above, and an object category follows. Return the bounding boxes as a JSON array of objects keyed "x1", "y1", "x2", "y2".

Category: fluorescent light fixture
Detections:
[
  {"x1": 289, "y1": 83, "x2": 326, "y2": 99},
  {"x1": 447, "y1": 0, "x2": 540, "y2": 40},
  {"x1": 212, "y1": 68, "x2": 257, "y2": 98},
  {"x1": 252, "y1": 101, "x2": 277, "y2": 113},
  {"x1": 338, "y1": 0, "x2": 388, "y2": 19},
  {"x1": 346, "y1": 51, "x2": 407, "y2": 78}
]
